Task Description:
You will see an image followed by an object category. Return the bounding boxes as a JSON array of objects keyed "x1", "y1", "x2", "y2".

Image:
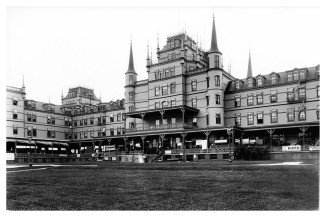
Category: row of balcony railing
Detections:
[{"x1": 126, "y1": 123, "x2": 197, "y2": 133}]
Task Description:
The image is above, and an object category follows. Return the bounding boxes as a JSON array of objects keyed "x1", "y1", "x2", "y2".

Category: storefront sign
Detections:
[
  {"x1": 6, "y1": 153, "x2": 15, "y2": 161},
  {"x1": 105, "y1": 145, "x2": 116, "y2": 151},
  {"x1": 309, "y1": 146, "x2": 320, "y2": 151},
  {"x1": 165, "y1": 150, "x2": 171, "y2": 154},
  {"x1": 282, "y1": 145, "x2": 301, "y2": 152}
]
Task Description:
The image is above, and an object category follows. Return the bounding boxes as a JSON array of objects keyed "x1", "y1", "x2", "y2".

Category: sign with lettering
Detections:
[
  {"x1": 309, "y1": 146, "x2": 320, "y2": 151},
  {"x1": 282, "y1": 145, "x2": 301, "y2": 152}
]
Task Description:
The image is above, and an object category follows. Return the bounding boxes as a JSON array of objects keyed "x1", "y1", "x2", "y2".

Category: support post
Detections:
[
  {"x1": 267, "y1": 129, "x2": 275, "y2": 150},
  {"x1": 300, "y1": 127, "x2": 309, "y2": 147},
  {"x1": 204, "y1": 131, "x2": 211, "y2": 152},
  {"x1": 159, "y1": 134, "x2": 166, "y2": 151},
  {"x1": 181, "y1": 108, "x2": 185, "y2": 125},
  {"x1": 141, "y1": 136, "x2": 146, "y2": 153},
  {"x1": 140, "y1": 113, "x2": 145, "y2": 131},
  {"x1": 159, "y1": 111, "x2": 165, "y2": 127},
  {"x1": 123, "y1": 137, "x2": 128, "y2": 152},
  {"x1": 180, "y1": 132, "x2": 187, "y2": 162}
]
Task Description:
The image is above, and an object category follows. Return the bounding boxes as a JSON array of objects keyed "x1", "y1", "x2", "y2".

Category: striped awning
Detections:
[{"x1": 36, "y1": 141, "x2": 53, "y2": 146}]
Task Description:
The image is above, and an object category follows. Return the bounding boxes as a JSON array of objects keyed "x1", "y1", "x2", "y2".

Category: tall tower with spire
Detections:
[
  {"x1": 125, "y1": 41, "x2": 138, "y2": 114},
  {"x1": 247, "y1": 51, "x2": 253, "y2": 78},
  {"x1": 206, "y1": 15, "x2": 226, "y2": 127},
  {"x1": 22, "y1": 75, "x2": 26, "y2": 100}
]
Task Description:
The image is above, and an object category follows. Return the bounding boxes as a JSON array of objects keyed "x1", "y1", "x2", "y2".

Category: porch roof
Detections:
[{"x1": 125, "y1": 105, "x2": 199, "y2": 118}]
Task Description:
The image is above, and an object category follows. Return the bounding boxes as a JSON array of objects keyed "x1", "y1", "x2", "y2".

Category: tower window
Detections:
[
  {"x1": 206, "y1": 95, "x2": 210, "y2": 106},
  {"x1": 191, "y1": 98, "x2": 197, "y2": 108},
  {"x1": 214, "y1": 55, "x2": 219, "y2": 68},
  {"x1": 235, "y1": 96, "x2": 241, "y2": 107},
  {"x1": 206, "y1": 77, "x2": 210, "y2": 88},
  {"x1": 215, "y1": 75, "x2": 220, "y2": 86},
  {"x1": 13, "y1": 110, "x2": 18, "y2": 119},
  {"x1": 13, "y1": 125, "x2": 18, "y2": 135},
  {"x1": 12, "y1": 97, "x2": 18, "y2": 105},
  {"x1": 129, "y1": 75, "x2": 133, "y2": 85},
  {"x1": 170, "y1": 82, "x2": 176, "y2": 94},
  {"x1": 216, "y1": 94, "x2": 220, "y2": 104},
  {"x1": 216, "y1": 113, "x2": 221, "y2": 124},
  {"x1": 206, "y1": 113, "x2": 209, "y2": 125},
  {"x1": 191, "y1": 80, "x2": 197, "y2": 91},
  {"x1": 129, "y1": 92, "x2": 134, "y2": 101}
]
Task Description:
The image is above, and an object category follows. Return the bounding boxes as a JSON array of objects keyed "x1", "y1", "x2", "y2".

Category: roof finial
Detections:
[
  {"x1": 210, "y1": 13, "x2": 220, "y2": 53},
  {"x1": 147, "y1": 40, "x2": 150, "y2": 60},
  {"x1": 61, "y1": 90, "x2": 63, "y2": 99},
  {"x1": 126, "y1": 39, "x2": 136, "y2": 73},
  {"x1": 150, "y1": 47, "x2": 153, "y2": 64},
  {"x1": 22, "y1": 74, "x2": 25, "y2": 88},
  {"x1": 247, "y1": 51, "x2": 253, "y2": 78}
]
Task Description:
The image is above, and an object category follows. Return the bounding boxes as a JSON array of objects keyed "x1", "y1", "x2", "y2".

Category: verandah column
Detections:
[
  {"x1": 180, "y1": 132, "x2": 187, "y2": 162},
  {"x1": 141, "y1": 136, "x2": 146, "y2": 153}
]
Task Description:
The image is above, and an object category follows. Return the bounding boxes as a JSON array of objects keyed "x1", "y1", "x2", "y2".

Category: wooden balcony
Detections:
[{"x1": 126, "y1": 123, "x2": 197, "y2": 134}]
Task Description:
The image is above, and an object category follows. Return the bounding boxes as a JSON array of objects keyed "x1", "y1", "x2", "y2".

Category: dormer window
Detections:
[
  {"x1": 293, "y1": 71, "x2": 299, "y2": 81},
  {"x1": 270, "y1": 75, "x2": 277, "y2": 85},
  {"x1": 299, "y1": 70, "x2": 306, "y2": 80},
  {"x1": 247, "y1": 79, "x2": 253, "y2": 88},
  {"x1": 287, "y1": 73, "x2": 293, "y2": 82},
  {"x1": 257, "y1": 77, "x2": 263, "y2": 87},
  {"x1": 235, "y1": 81, "x2": 240, "y2": 90}
]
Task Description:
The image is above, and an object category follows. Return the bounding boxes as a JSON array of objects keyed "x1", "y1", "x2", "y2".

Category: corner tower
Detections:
[
  {"x1": 125, "y1": 41, "x2": 137, "y2": 113},
  {"x1": 206, "y1": 15, "x2": 225, "y2": 127}
]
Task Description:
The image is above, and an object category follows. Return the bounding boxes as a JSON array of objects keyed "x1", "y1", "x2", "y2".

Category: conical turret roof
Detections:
[{"x1": 126, "y1": 42, "x2": 136, "y2": 74}]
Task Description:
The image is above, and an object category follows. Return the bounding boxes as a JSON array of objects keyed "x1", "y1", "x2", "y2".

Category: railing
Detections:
[
  {"x1": 287, "y1": 96, "x2": 306, "y2": 103},
  {"x1": 126, "y1": 123, "x2": 197, "y2": 133},
  {"x1": 135, "y1": 80, "x2": 148, "y2": 85},
  {"x1": 151, "y1": 54, "x2": 181, "y2": 65}
]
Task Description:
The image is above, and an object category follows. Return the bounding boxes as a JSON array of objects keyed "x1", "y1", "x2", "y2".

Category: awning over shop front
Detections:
[
  {"x1": 15, "y1": 140, "x2": 35, "y2": 144},
  {"x1": 53, "y1": 142, "x2": 69, "y2": 147},
  {"x1": 36, "y1": 141, "x2": 53, "y2": 146},
  {"x1": 6, "y1": 139, "x2": 16, "y2": 143}
]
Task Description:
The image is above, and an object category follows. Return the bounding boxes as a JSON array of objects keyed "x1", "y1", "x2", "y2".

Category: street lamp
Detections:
[
  {"x1": 28, "y1": 135, "x2": 33, "y2": 167},
  {"x1": 227, "y1": 127, "x2": 232, "y2": 163}
]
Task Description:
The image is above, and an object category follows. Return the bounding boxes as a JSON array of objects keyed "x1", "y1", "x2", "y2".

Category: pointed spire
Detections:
[
  {"x1": 22, "y1": 74, "x2": 25, "y2": 88},
  {"x1": 247, "y1": 51, "x2": 253, "y2": 78},
  {"x1": 210, "y1": 15, "x2": 220, "y2": 53},
  {"x1": 61, "y1": 90, "x2": 64, "y2": 99},
  {"x1": 126, "y1": 41, "x2": 136, "y2": 73},
  {"x1": 147, "y1": 40, "x2": 150, "y2": 60},
  {"x1": 157, "y1": 33, "x2": 160, "y2": 52}
]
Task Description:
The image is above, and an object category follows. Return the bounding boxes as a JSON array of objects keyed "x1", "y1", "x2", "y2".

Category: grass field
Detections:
[{"x1": 6, "y1": 160, "x2": 319, "y2": 210}]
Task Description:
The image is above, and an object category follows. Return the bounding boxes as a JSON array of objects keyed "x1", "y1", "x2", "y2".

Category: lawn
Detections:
[{"x1": 6, "y1": 160, "x2": 319, "y2": 210}]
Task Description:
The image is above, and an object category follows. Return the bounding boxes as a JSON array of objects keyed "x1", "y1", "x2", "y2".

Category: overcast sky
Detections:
[{"x1": 6, "y1": 6, "x2": 319, "y2": 105}]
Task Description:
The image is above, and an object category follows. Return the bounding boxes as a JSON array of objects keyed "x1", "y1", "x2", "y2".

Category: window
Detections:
[
  {"x1": 90, "y1": 116, "x2": 94, "y2": 125},
  {"x1": 206, "y1": 113, "x2": 209, "y2": 125},
  {"x1": 299, "y1": 70, "x2": 305, "y2": 80},
  {"x1": 298, "y1": 88, "x2": 306, "y2": 99},
  {"x1": 191, "y1": 98, "x2": 197, "y2": 108},
  {"x1": 235, "y1": 96, "x2": 241, "y2": 107},
  {"x1": 170, "y1": 67, "x2": 175, "y2": 76},
  {"x1": 235, "y1": 114, "x2": 241, "y2": 126},
  {"x1": 247, "y1": 113, "x2": 254, "y2": 125},
  {"x1": 247, "y1": 79, "x2": 253, "y2": 88},
  {"x1": 317, "y1": 86, "x2": 320, "y2": 97},
  {"x1": 32, "y1": 114, "x2": 36, "y2": 122},
  {"x1": 84, "y1": 131, "x2": 88, "y2": 139},
  {"x1": 287, "y1": 73, "x2": 293, "y2": 82},
  {"x1": 316, "y1": 105, "x2": 320, "y2": 120},
  {"x1": 80, "y1": 119, "x2": 83, "y2": 126},
  {"x1": 117, "y1": 113, "x2": 121, "y2": 122},
  {"x1": 129, "y1": 106, "x2": 134, "y2": 112},
  {"x1": 90, "y1": 129, "x2": 94, "y2": 138},
  {"x1": 13, "y1": 97, "x2": 18, "y2": 105},
  {"x1": 27, "y1": 114, "x2": 32, "y2": 122},
  {"x1": 162, "y1": 85, "x2": 168, "y2": 95},
  {"x1": 214, "y1": 55, "x2": 219, "y2": 68},
  {"x1": 192, "y1": 116, "x2": 197, "y2": 125},
  {"x1": 80, "y1": 131, "x2": 83, "y2": 139},
  {"x1": 83, "y1": 117, "x2": 87, "y2": 125},
  {"x1": 270, "y1": 90, "x2": 277, "y2": 102},
  {"x1": 27, "y1": 127, "x2": 32, "y2": 137},
  {"x1": 206, "y1": 95, "x2": 210, "y2": 106},
  {"x1": 13, "y1": 110, "x2": 18, "y2": 119},
  {"x1": 155, "y1": 120, "x2": 160, "y2": 126},
  {"x1": 206, "y1": 77, "x2": 210, "y2": 88},
  {"x1": 216, "y1": 94, "x2": 220, "y2": 104},
  {"x1": 129, "y1": 92, "x2": 134, "y2": 101},
  {"x1": 165, "y1": 69, "x2": 170, "y2": 77},
  {"x1": 160, "y1": 70, "x2": 164, "y2": 79},
  {"x1": 102, "y1": 116, "x2": 106, "y2": 124},
  {"x1": 299, "y1": 107, "x2": 306, "y2": 121},
  {"x1": 74, "y1": 133, "x2": 78, "y2": 139},
  {"x1": 13, "y1": 126, "x2": 18, "y2": 135},
  {"x1": 171, "y1": 99, "x2": 176, "y2": 107},
  {"x1": 191, "y1": 80, "x2": 197, "y2": 91},
  {"x1": 47, "y1": 115, "x2": 51, "y2": 124},
  {"x1": 117, "y1": 127, "x2": 121, "y2": 135},
  {"x1": 293, "y1": 72, "x2": 299, "y2": 81},
  {"x1": 216, "y1": 113, "x2": 221, "y2": 124},
  {"x1": 247, "y1": 94, "x2": 254, "y2": 106},
  {"x1": 51, "y1": 116, "x2": 55, "y2": 125},
  {"x1": 65, "y1": 117, "x2": 68, "y2": 126},
  {"x1": 257, "y1": 112, "x2": 263, "y2": 124},
  {"x1": 257, "y1": 78, "x2": 263, "y2": 87},
  {"x1": 171, "y1": 118, "x2": 176, "y2": 124},
  {"x1": 110, "y1": 114, "x2": 114, "y2": 122},
  {"x1": 235, "y1": 81, "x2": 240, "y2": 90},
  {"x1": 287, "y1": 88, "x2": 294, "y2": 101},
  {"x1": 271, "y1": 110, "x2": 278, "y2": 123},
  {"x1": 163, "y1": 119, "x2": 168, "y2": 125},
  {"x1": 110, "y1": 127, "x2": 114, "y2": 136},
  {"x1": 287, "y1": 108, "x2": 295, "y2": 122},
  {"x1": 170, "y1": 82, "x2": 176, "y2": 94},
  {"x1": 74, "y1": 120, "x2": 78, "y2": 126},
  {"x1": 162, "y1": 101, "x2": 168, "y2": 108},
  {"x1": 98, "y1": 130, "x2": 102, "y2": 137},
  {"x1": 270, "y1": 75, "x2": 277, "y2": 85},
  {"x1": 129, "y1": 75, "x2": 133, "y2": 85},
  {"x1": 215, "y1": 75, "x2": 220, "y2": 86},
  {"x1": 47, "y1": 129, "x2": 55, "y2": 138},
  {"x1": 98, "y1": 116, "x2": 102, "y2": 125},
  {"x1": 155, "y1": 87, "x2": 160, "y2": 96},
  {"x1": 155, "y1": 71, "x2": 159, "y2": 80},
  {"x1": 102, "y1": 128, "x2": 106, "y2": 137},
  {"x1": 155, "y1": 102, "x2": 160, "y2": 109},
  {"x1": 256, "y1": 93, "x2": 263, "y2": 105}
]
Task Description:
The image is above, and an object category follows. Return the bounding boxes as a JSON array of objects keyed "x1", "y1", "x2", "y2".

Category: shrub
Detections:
[{"x1": 234, "y1": 146, "x2": 269, "y2": 160}]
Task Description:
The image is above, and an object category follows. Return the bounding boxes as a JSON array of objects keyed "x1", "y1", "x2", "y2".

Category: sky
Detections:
[{"x1": 6, "y1": 6, "x2": 319, "y2": 105}]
